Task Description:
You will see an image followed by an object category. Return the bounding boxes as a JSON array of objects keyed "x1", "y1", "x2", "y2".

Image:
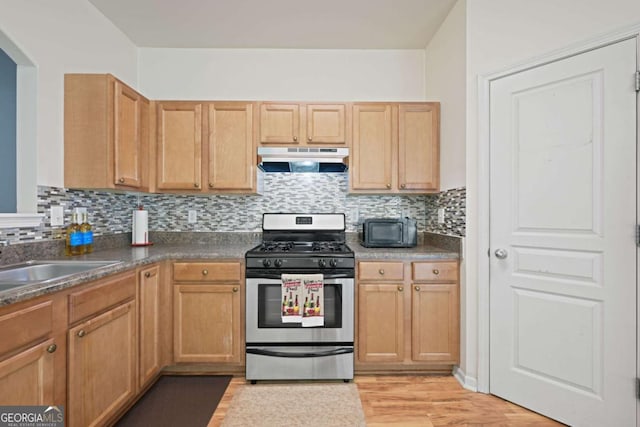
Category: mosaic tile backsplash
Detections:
[{"x1": 0, "y1": 174, "x2": 465, "y2": 244}]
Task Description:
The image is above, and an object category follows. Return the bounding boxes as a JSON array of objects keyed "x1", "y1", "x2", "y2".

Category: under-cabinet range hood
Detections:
[{"x1": 257, "y1": 147, "x2": 348, "y2": 173}]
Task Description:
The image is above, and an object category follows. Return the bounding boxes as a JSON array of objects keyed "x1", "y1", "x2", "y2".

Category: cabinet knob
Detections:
[
  {"x1": 145, "y1": 272, "x2": 151, "y2": 278},
  {"x1": 47, "y1": 344, "x2": 57, "y2": 353},
  {"x1": 414, "y1": 286, "x2": 420, "y2": 291},
  {"x1": 202, "y1": 269, "x2": 208, "y2": 276},
  {"x1": 209, "y1": 183, "x2": 214, "y2": 189},
  {"x1": 194, "y1": 183, "x2": 200, "y2": 188},
  {"x1": 233, "y1": 287, "x2": 239, "y2": 292},
  {"x1": 118, "y1": 178, "x2": 125, "y2": 183},
  {"x1": 400, "y1": 183, "x2": 406, "y2": 189},
  {"x1": 386, "y1": 184, "x2": 391, "y2": 189},
  {"x1": 433, "y1": 269, "x2": 439, "y2": 275},
  {"x1": 77, "y1": 330, "x2": 86, "y2": 338},
  {"x1": 293, "y1": 136, "x2": 298, "y2": 142},
  {"x1": 378, "y1": 269, "x2": 384, "y2": 275},
  {"x1": 308, "y1": 137, "x2": 312, "y2": 142},
  {"x1": 397, "y1": 286, "x2": 403, "y2": 292}
]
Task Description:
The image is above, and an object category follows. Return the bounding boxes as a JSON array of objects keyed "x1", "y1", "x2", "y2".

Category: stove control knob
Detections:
[
  {"x1": 262, "y1": 259, "x2": 272, "y2": 267},
  {"x1": 318, "y1": 259, "x2": 327, "y2": 268},
  {"x1": 274, "y1": 259, "x2": 283, "y2": 268},
  {"x1": 329, "y1": 259, "x2": 337, "y2": 268}
]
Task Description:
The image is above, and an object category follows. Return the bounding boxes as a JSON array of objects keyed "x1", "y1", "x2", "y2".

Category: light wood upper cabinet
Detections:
[
  {"x1": 65, "y1": 74, "x2": 150, "y2": 191},
  {"x1": 156, "y1": 102, "x2": 203, "y2": 191},
  {"x1": 398, "y1": 103, "x2": 439, "y2": 191},
  {"x1": 260, "y1": 103, "x2": 300, "y2": 144},
  {"x1": 350, "y1": 102, "x2": 440, "y2": 194},
  {"x1": 306, "y1": 104, "x2": 346, "y2": 144},
  {"x1": 259, "y1": 102, "x2": 347, "y2": 145},
  {"x1": 208, "y1": 103, "x2": 256, "y2": 191},
  {"x1": 351, "y1": 104, "x2": 394, "y2": 190}
]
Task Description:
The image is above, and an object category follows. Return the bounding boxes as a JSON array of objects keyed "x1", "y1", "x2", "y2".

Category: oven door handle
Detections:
[{"x1": 246, "y1": 347, "x2": 354, "y2": 358}]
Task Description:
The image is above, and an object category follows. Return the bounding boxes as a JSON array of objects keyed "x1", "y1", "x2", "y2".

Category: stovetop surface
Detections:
[{"x1": 246, "y1": 241, "x2": 354, "y2": 257}]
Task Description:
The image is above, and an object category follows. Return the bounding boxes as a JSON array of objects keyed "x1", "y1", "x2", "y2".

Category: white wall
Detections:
[
  {"x1": 0, "y1": 0, "x2": 138, "y2": 188},
  {"x1": 465, "y1": 0, "x2": 640, "y2": 388},
  {"x1": 138, "y1": 48, "x2": 426, "y2": 101},
  {"x1": 425, "y1": 0, "x2": 466, "y2": 191}
]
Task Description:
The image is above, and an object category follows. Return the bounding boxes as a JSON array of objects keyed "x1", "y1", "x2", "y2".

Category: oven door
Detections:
[{"x1": 245, "y1": 276, "x2": 354, "y2": 344}]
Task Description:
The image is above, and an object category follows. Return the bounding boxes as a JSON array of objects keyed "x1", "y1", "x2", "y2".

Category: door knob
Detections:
[{"x1": 494, "y1": 248, "x2": 508, "y2": 259}]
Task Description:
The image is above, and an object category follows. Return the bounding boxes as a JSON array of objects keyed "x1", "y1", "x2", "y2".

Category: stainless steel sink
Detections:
[{"x1": 0, "y1": 260, "x2": 122, "y2": 289}]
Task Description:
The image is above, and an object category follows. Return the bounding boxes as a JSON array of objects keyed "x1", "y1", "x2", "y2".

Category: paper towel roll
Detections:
[{"x1": 132, "y1": 209, "x2": 149, "y2": 244}]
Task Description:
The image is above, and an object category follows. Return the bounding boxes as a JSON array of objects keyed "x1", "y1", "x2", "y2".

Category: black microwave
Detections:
[{"x1": 361, "y1": 218, "x2": 417, "y2": 248}]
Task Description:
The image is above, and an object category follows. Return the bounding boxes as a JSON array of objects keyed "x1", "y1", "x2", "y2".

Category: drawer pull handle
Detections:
[
  {"x1": 400, "y1": 183, "x2": 406, "y2": 189},
  {"x1": 308, "y1": 137, "x2": 312, "y2": 142},
  {"x1": 209, "y1": 183, "x2": 214, "y2": 189},
  {"x1": 145, "y1": 272, "x2": 151, "y2": 278},
  {"x1": 118, "y1": 177, "x2": 125, "y2": 183},
  {"x1": 397, "y1": 286, "x2": 403, "y2": 292},
  {"x1": 293, "y1": 136, "x2": 298, "y2": 142},
  {"x1": 77, "y1": 330, "x2": 86, "y2": 338},
  {"x1": 47, "y1": 344, "x2": 57, "y2": 353},
  {"x1": 415, "y1": 286, "x2": 420, "y2": 291},
  {"x1": 194, "y1": 183, "x2": 200, "y2": 188},
  {"x1": 202, "y1": 269, "x2": 209, "y2": 276},
  {"x1": 233, "y1": 287, "x2": 239, "y2": 292},
  {"x1": 386, "y1": 184, "x2": 391, "y2": 189},
  {"x1": 433, "y1": 269, "x2": 440, "y2": 275},
  {"x1": 378, "y1": 269, "x2": 384, "y2": 275}
]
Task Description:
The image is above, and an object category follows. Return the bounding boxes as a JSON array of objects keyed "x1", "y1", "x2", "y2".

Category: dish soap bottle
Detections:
[
  {"x1": 80, "y1": 211, "x2": 93, "y2": 253},
  {"x1": 65, "y1": 210, "x2": 82, "y2": 256}
]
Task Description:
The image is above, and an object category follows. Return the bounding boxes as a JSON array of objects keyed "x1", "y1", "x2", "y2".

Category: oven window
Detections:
[{"x1": 257, "y1": 283, "x2": 343, "y2": 328}]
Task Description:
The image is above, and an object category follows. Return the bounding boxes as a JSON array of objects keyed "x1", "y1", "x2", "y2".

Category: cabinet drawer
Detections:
[
  {"x1": 173, "y1": 262, "x2": 241, "y2": 282},
  {"x1": 412, "y1": 261, "x2": 458, "y2": 282},
  {"x1": 0, "y1": 301, "x2": 53, "y2": 357},
  {"x1": 358, "y1": 262, "x2": 404, "y2": 281},
  {"x1": 69, "y1": 271, "x2": 136, "y2": 324}
]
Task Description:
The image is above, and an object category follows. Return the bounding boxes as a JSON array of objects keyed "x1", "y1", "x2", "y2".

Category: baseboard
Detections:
[{"x1": 453, "y1": 366, "x2": 478, "y2": 392}]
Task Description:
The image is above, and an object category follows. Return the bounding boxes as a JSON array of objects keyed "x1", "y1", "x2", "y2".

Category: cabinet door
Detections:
[
  {"x1": 411, "y1": 284, "x2": 458, "y2": 363},
  {"x1": 357, "y1": 283, "x2": 404, "y2": 363},
  {"x1": 0, "y1": 339, "x2": 56, "y2": 405},
  {"x1": 260, "y1": 103, "x2": 300, "y2": 144},
  {"x1": 113, "y1": 81, "x2": 142, "y2": 188},
  {"x1": 138, "y1": 265, "x2": 161, "y2": 389},
  {"x1": 68, "y1": 301, "x2": 136, "y2": 427},
  {"x1": 174, "y1": 284, "x2": 241, "y2": 363},
  {"x1": 208, "y1": 103, "x2": 255, "y2": 191},
  {"x1": 157, "y1": 102, "x2": 203, "y2": 190},
  {"x1": 398, "y1": 103, "x2": 439, "y2": 191},
  {"x1": 351, "y1": 104, "x2": 394, "y2": 191},
  {"x1": 306, "y1": 104, "x2": 346, "y2": 144}
]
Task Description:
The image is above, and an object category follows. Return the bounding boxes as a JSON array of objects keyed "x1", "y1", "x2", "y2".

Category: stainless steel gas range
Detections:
[{"x1": 244, "y1": 213, "x2": 355, "y2": 383}]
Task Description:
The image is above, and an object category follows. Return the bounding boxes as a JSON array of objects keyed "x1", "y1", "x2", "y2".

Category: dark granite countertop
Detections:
[{"x1": 0, "y1": 231, "x2": 461, "y2": 307}]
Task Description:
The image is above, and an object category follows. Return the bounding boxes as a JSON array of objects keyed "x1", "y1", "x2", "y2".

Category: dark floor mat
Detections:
[{"x1": 115, "y1": 375, "x2": 232, "y2": 427}]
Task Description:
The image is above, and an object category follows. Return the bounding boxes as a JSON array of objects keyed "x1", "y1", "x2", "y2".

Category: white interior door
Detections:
[{"x1": 489, "y1": 38, "x2": 637, "y2": 426}]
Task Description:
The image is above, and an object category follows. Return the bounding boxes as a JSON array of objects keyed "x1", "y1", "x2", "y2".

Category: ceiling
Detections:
[{"x1": 88, "y1": 0, "x2": 457, "y2": 49}]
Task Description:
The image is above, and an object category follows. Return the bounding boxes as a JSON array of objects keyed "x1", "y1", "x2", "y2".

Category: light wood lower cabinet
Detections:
[
  {"x1": 68, "y1": 300, "x2": 136, "y2": 427},
  {"x1": 0, "y1": 338, "x2": 56, "y2": 405},
  {"x1": 172, "y1": 261, "x2": 243, "y2": 365},
  {"x1": 138, "y1": 264, "x2": 161, "y2": 389},
  {"x1": 357, "y1": 260, "x2": 459, "y2": 372},
  {"x1": 0, "y1": 297, "x2": 64, "y2": 407}
]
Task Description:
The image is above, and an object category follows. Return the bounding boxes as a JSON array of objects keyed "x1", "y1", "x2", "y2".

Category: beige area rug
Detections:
[{"x1": 221, "y1": 382, "x2": 366, "y2": 426}]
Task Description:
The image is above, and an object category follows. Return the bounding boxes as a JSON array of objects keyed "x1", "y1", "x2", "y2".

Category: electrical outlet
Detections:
[
  {"x1": 437, "y1": 208, "x2": 445, "y2": 224},
  {"x1": 188, "y1": 210, "x2": 197, "y2": 223},
  {"x1": 50, "y1": 206, "x2": 64, "y2": 226}
]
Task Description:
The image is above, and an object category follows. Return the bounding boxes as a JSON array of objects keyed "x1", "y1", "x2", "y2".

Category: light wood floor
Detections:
[{"x1": 208, "y1": 375, "x2": 564, "y2": 426}]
